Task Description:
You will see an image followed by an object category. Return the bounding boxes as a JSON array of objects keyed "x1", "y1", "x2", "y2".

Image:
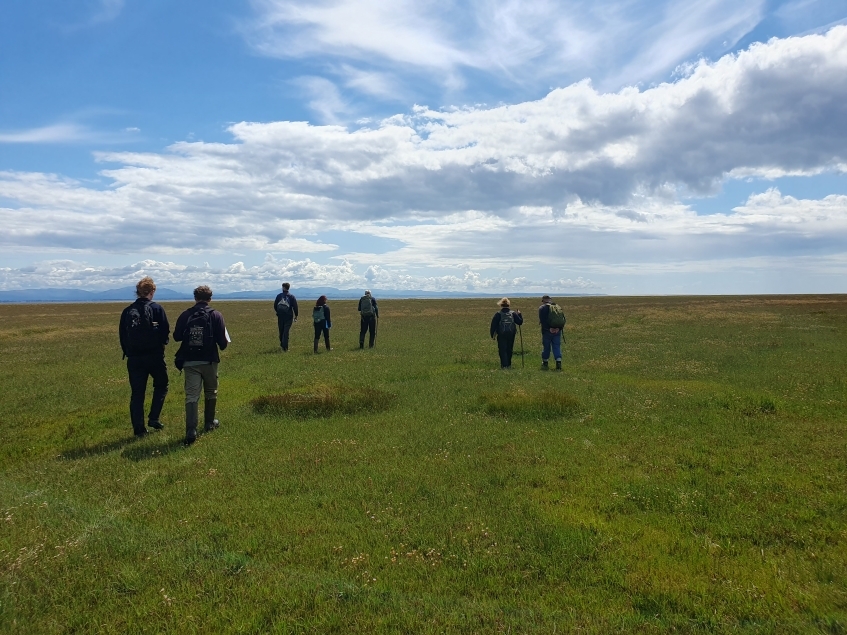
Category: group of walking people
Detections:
[
  {"x1": 119, "y1": 277, "x2": 565, "y2": 445},
  {"x1": 119, "y1": 277, "x2": 229, "y2": 445},
  {"x1": 273, "y1": 282, "x2": 380, "y2": 353},
  {"x1": 490, "y1": 294, "x2": 566, "y2": 370}
]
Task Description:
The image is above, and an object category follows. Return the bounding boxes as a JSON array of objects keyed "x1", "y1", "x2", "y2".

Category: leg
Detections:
[
  {"x1": 126, "y1": 357, "x2": 149, "y2": 436},
  {"x1": 281, "y1": 318, "x2": 293, "y2": 351},
  {"x1": 541, "y1": 331, "x2": 552, "y2": 369},
  {"x1": 201, "y1": 363, "x2": 219, "y2": 431},
  {"x1": 323, "y1": 327, "x2": 331, "y2": 350},
  {"x1": 313, "y1": 323, "x2": 321, "y2": 353},
  {"x1": 147, "y1": 354, "x2": 169, "y2": 429},
  {"x1": 184, "y1": 365, "x2": 203, "y2": 443},
  {"x1": 497, "y1": 336, "x2": 510, "y2": 368},
  {"x1": 506, "y1": 333, "x2": 516, "y2": 367},
  {"x1": 368, "y1": 317, "x2": 376, "y2": 348},
  {"x1": 553, "y1": 332, "x2": 562, "y2": 370},
  {"x1": 359, "y1": 318, "x2": 367, "y2": 348}
]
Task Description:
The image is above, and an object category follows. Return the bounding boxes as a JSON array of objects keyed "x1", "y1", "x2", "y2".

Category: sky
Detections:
[{"x1": 1, "y1": 0, "x2": 846, "y2": 295}]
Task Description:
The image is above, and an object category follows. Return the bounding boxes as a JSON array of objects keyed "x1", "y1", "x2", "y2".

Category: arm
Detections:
[
  {"x1": 372, "y1": 298, "x2": 378, "y2": 318},
  {"x1": 324, "y1": 305, "x2": 331, "y2": 328},
  {"x1": 213, "y1": 311, "x2": 228, "y2": 350},
  {"x1": 118, "y1": 308, "x2": 128, "y2": 356},
  {"x1": 490, "y1": 313, "x2": 499, "y2": 339},
  {"x1": 291, "y1": 296, "x2": 299, "y2": 319},
  {"x1": 173, "y1": 311, "x2": 186, "y2": 342},
  {"x1": 155, "y1": 304, "x2": 170, "y2": 346},
  {"x1": 514, "y1": 310, "x2": 523, "y2": 326}
]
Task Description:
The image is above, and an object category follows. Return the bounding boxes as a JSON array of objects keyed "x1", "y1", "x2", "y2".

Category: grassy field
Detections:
[{"x1": 0, "y1": 295, "x2": 845, "y2": 633}]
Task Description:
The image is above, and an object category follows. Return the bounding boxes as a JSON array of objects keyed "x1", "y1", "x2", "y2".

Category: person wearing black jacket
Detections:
[
  {"x1": 273, "y1": 282, "x2": 299, "y2": 352},
  {"x1": 358, "y1": 290, "x2": 379, "y2": 349},
  {"x1": 119, "y1": 276, "x2": 170, "y2": 437},
  {"x1": 174, "y1": 285, "x2": 229, "y2": 445},
  {"x1": 312, "y1": 295, "x2": 332, "y2": 353},
  {"x1": 490, "y1": 297, "x2": 523, "y2": 369}
]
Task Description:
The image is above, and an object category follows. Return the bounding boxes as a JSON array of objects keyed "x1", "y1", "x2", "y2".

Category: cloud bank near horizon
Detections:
[{"x1": 1, "y1": 28, "x2": 847, "y2": 293}]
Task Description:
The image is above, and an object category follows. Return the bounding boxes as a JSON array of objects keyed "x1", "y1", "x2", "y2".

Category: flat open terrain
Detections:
[{"x1": 0, "y1": 296, "x2": 845, "y2": 633}]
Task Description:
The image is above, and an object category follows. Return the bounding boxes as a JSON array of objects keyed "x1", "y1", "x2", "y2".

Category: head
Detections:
[
  {"x1": 282, "y1": 282, "x2": 290, "y2": 292},
  {"x1": 315, "y1": 295, "x2": 327, "y2": 307},
  {"x1": 135, "y1": 276, "x2": 156, "y2": 298},
  {"x1": 498, "y1": 297, "x2": 510, "y2": 308},
  {"x1": 194, "y1": 285, "x2": 213, "y2": 302},
  {"x1": 364, "y1": 290, "x2": 371, "y2": 297},
  {"x1": 541, "y1": 295, "x2": 552, "y2": 304}
]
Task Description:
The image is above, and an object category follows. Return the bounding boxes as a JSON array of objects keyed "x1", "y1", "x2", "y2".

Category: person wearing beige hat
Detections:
[{"x1": 490, "y1": 297, "x2": 523, "y2": 369}]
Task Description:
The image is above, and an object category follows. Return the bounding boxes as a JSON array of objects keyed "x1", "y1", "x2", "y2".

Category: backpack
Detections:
[
  {"x1": 275, "y1": 294, "x2": 292, "y2": 317},
  {"x1": 360, "y1": 296, "x2": 375, "y2": 318},
  {"x1": 185, "y1": 307, "x2": 214, "y2": 355},
  {"x1": 548, "y1": 303, "x2": 566, "y2": 329},
  {"x1": 312, "y1": 306, "x2": 325, "y2": 323},
  {"x1": 499, "y1": 310, "x2": 516, "y2": 335},
  {"x1": 123, "y1": 300, "x2": 158, "y2": 355}
]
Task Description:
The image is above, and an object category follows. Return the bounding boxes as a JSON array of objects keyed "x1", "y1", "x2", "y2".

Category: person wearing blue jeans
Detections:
[{"x1": 538, "y1": 294, "x2": 563, "y2": 371}]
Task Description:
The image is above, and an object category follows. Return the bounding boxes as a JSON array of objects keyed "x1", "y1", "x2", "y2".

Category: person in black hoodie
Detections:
[
  {"x1": 173, "y1": 285, "x2": 229, "y2": 445},
  {"x1": 273, "y1": 282, "x2": 299, "y2": 352},
  {"x1": 358, "y1": 290, "x2": 379, "y2": 349},
  {"x1": 119, "y1": 276, "x2": 170, "y2": 437},
  {"x1": 490, "y1": 297, "x2": 523, "y2": 369},
  {"x1": 312, "y1": 295, "x2": 332, "y2": 353}
]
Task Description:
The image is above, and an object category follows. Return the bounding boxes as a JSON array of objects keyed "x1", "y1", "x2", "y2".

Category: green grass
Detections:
[{"x1": 0, "y1": 295, "x2": 846, "y2": 633}]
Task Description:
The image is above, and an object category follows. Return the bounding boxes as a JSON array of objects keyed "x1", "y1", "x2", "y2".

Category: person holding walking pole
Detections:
[
  {"x1": 490, "y1": 298, "x2": 523, "y2": 370},
  {"x1": 358, "y1": 290, "x2": 379, "y2": 349}
]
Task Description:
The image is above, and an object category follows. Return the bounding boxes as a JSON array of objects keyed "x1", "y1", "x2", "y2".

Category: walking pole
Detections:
[{"x1": 518, "y1": 324, "x2": 524, "y2": 369}]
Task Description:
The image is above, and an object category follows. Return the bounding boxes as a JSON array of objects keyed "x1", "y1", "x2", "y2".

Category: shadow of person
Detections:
[
  {"x1": 121, "y1": 438, "x2": 186, "y2": 462},
  {"x1": 58, "y1": 437, "x2": 139, "y2": 461}
]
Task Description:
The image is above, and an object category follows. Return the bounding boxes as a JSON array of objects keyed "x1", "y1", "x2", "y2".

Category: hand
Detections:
[{"x1": 294, "y1": 317, "x2": 298, "y2": 322}]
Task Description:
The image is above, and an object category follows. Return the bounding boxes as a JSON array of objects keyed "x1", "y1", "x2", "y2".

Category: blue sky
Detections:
[{"x1": 1, "y1": 0, "x2": 846, "y2": 294}]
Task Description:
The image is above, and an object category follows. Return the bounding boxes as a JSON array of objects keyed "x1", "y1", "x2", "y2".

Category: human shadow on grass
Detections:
[
  {"x1": 121, "y1": 437, "x2": 188, "y2": 462},
  {"x1": 58, "y1": 437, "x2": 140, "y2": 461}
]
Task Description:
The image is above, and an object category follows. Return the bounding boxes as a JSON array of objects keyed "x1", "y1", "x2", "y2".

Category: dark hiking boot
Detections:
[
  {"x1": 314, "y1": 339, "x2": 319, "y2": 353},
  {"x1": 204, "y1": 399, "x2": 219, "y2": 432},
  {"x1": 148, "y1": 420, "x2": 164, "y2": 431},
  {"x1": 134, "y1": 428, "x2": 149, "y2": 438},
  {"x1": 184, "y1": 402, "x2": 199, "y2": 445},
  {"x1": 541, "y1": 360, "x2": 549, "y2": 371},
  {"x1": 555, "y1": 360, "x2": 562, "y2": 371}
]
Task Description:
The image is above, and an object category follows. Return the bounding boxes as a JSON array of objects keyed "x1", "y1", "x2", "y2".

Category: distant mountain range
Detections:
[{"x1": 0, "y1": 286, "x2": 597, "y2": 303}]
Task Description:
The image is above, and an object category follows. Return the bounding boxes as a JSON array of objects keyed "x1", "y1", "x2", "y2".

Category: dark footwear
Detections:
[
  {"x1": 148, "y1": 420, "x2": 164, "y2": 431},
  {"x1": 541, "y1": 361, "x2": 549, "y2": 371},
  {"x1": 134, "y1": 428, "x2": 149, "y2": 438},
  {"x1": 203, "y1": 399, "x2": 219, "y2": 432},
  {"x1": 184, "y1": 402, "x2": 199, "y2": 445},
  {"x1": 555, "y1": 360, "x2": 562, "y2": 371}
]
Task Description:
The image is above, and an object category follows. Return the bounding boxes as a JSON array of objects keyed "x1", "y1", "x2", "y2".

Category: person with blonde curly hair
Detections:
[{"x1": 118, "y1": 276, "x2": 171, "y2": 437}]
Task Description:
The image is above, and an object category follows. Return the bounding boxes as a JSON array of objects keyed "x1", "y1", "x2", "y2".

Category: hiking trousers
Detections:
[
  {"x1": 313, "y1": 323, "x2": 330, "y2": 351},
  {"x1": 127, "y1": 353, "x2": 169, "y2": 435},
  {"x1": 184, "y1": 362, "x2": 218, "y2": 404},
  {"x1": 497, "y1": 332, "x2": 516, "y2": 368},
  {"x1": 541, "y1": 330, "x2": 562, "y2": 362},
  {"x1": 277, "y1": 316, "x2": 294, "y2": 351},
  {"x1": 359, "y1": 316, "x2": 376, "y2": 348}
]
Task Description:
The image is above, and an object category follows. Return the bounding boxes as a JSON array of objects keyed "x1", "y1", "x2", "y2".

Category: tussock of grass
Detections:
[
  {"x1": 251, "y1": 384, "x2": 394, "y2": 418},
  {"x1": 480, "y1": 389, "x2": 579, "y2": 418}
]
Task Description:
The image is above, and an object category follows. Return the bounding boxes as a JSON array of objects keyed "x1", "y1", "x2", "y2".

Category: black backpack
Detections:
[
  {"x1": 276, "y1": 294, "x2": 292, "y2": 317},
  {"x1": 184, "y1": 307, "x2": 215, "y2": 357},
  {"x1": 360, "y1": 296, "x2": 375, "y2": 318},
  {"x1": 499, "y1": 310, "x2": 516, "y2": 335},
  {"x1": 123, "y1": 300, "x2": 158, "y2": 355}
]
